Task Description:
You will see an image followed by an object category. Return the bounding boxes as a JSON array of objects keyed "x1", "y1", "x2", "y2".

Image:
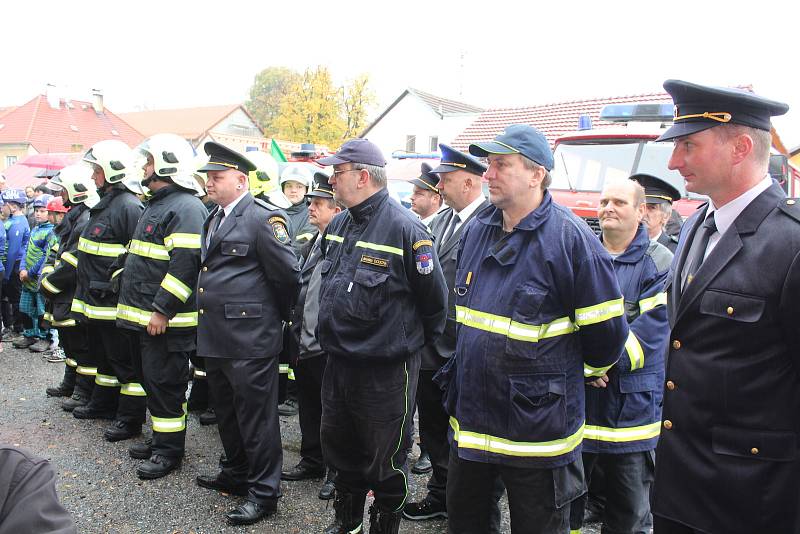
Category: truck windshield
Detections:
[{"x1": 551, "y1": 141, "x2": 696, "y2": 197}]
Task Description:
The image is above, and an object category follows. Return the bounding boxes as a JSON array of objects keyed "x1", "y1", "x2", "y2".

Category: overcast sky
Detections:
[{"x1": 2, "y1": 0, "x2": 798, "y2": 148}]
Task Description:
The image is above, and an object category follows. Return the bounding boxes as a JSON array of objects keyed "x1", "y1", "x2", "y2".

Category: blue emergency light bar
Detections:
[{"x1": 600, "y1": 103, "x2": 674, "y2": 123}]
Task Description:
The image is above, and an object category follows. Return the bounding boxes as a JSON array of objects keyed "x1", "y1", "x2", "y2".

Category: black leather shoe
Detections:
[
  {"x1": 73, "y1": 404, "x2": 115, "y2": 420},
  {"x1": 198, "y1": 408, "x2": 217, "y2": 425},
  {"x1": 12, "y1": 336, "x2": 37, "y2": 349},
  {"x1": 226, "y1": 500, "x2": 275, "y2": 526},
  {"x1": 103, "y1": 420, "x2": 142, "y2": 442},
  {"x1": 137, "y1": 454, "x2": 182, "y2": 480},
  {"x1": 402, "y1": 495, "x2": 448, "y2": 520},
  {"x1": 46, "y1": 382, "x2": 74, "y2": 398},
  {"x1": 319, "y1": 478, "x2": 336, "y2": 500},
  {"x1": 411, "y1": 450, "x2": 432, "y2": 474},
  {"x1": 281, "y1": 463, "x2": 325, "y2": 481},
  {"x1": 196, "y1": 473, "x2": 248, "y2": 496},
  {"x1": 128, "y1": 438, "x2": 153, "y2": 459}
]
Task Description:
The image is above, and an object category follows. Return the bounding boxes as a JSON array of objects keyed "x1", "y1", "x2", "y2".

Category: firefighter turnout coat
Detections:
[
  {"x1": 436, "y1": 191, "x2": 629, "y2": 468},
  {"x1": 584, "y1": 225, "x2": 671, "y2": 454},
  {"x1": 71, "y1": 187, "x2": 143, "y2": 322},
  {"x1": 116, "y1": 186, "x2": 206, "y2": 334}
]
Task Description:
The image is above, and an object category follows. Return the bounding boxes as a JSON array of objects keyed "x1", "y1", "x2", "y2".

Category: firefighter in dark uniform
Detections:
[
  {"x1": 652, "y1": 81, "x2": 800, "y2": 534},
  {"x1": 117, "y1": 134, "x2": 208, "y2": 479},
  {"x1": 70, "y1": 140, "x2": 146, "y2": 445},
  {"x1": 41, "y1": 165, "x2": 100, "y2": 412},
  {"x1": 631, "y1": 173, "x2": 682, "y2": 252},
  {"x1": 194, "y1": 142, "x2": 300, "y2": 526},
  {"x1": 316, "y1": 139, "x2": 448, "y2": 534}
]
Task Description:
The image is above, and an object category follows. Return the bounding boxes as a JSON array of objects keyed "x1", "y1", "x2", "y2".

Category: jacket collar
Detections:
[
  {"x1": 477, "y1": 190, "x2": 553, "y2": 232},
  {"x1": 607, "y1": 224, "x2": 649, "y2": 264},
  {"x1": 349, "y1": 188, "x2": 388, "y2": 223}
]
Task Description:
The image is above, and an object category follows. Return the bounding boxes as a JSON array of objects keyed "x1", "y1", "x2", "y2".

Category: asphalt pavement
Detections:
[{"x1": 1, "y1": 341, "x2": 601, "y2": 533}]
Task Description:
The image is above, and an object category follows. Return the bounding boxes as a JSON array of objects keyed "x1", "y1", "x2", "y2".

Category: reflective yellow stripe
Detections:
[
  {"x1": 61, "y1": 252, "x2": 78, "y2": 267},
  {"x1": 116, "y1": 304, "x2": 198, "y2": 328},
  {"x1": 65, "y1": 358, "x2": 78, "y2": 368},
  {"x1": 71, "y1": 299, "x2": 117, "y2": 321},
  {"x1": 128, "y1": 239, "x2": 170, "y2": 261},
  {"x1": 575, "y1": 297, "x2": 625, "y2": 326},
  {"x1": 325, "y1": 234, "x2": 344, "y2": 243},
  {"x1": 296, "y1": 232, "x2": 314, "y2": 242},
  {"x1": 160, "y1": 273, "x2": 192, "y2": 303},
  {"x1": 77, "y1": 366, "x2": 97, "y2": 376},
  {"x1": 279, "y1": 363, "x2": 290, "y2": 374},
  {"x1": 584, "y1": 422, "x2": 661, "y2": 443},
  {"x1": 95, "y1": 373, "x2": 120, "y2": 387},
  {"x1": 193, "y1": 369, "x2": 206, "y2": 378},
  {"x1": 41, "y1": 265, "x2": 55, "y2": 275},
  {"x1": 78, "y1": 237, "x2": 126, "y2": 257},
  {"x1": 46, "y1": 314, "x2": 76, "y2": 327},
  {"x1": 639, "y1": 292, "x2": 667, "y2": 314},
  {"x1": 355, "y1": 240, "x2": 403, "y2": 257},
  {"x1": 164, "y1": 232, "x2": 201, "y2": 250},
  {"x1": 450, "y1": 417, "x2": 584, "y2": 458},
  {"x1": 52, "y1": 243, "x2": 60, "y2": 252},
  {"x1": 456, "y1": 305, "x2": 575, "y2": 342},
  {"x1": 625, "y1": 331, "x2": 645, "y2": 371},
  {"x1": 151, "y1": 414, "x2": 186, "y2": 433},
  {"x1": 41, "y1": 277, "x2": 62, "y2": 294},
  {"x1": 288, "y1": 368, "x2": 295, "y2": 381},
  {"x1": 111, "y1": 268, "x2": 124, "y2": 280},
  {"x1": 120, "y1": 382, "x2": 147, "y2": 397},
  {"x1": 584, "y1": 361, "x2": 617, "y2": 378}
]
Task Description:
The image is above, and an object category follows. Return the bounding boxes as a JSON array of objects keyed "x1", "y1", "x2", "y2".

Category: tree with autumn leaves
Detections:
[{"x1": 246, "y1": 66, "x2": 375, "y2": 149}]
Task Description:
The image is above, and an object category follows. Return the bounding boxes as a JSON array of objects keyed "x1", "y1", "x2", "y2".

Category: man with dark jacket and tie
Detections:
[
  {"x1": 403, "y1": 143, "x2": 491, "y2": 523},
  {"x1": 652, "y1": 80, "x2": 800, "y2": 534},
  {"x1": 194, "y1": 142, "x2": 300, "y2": 527}
]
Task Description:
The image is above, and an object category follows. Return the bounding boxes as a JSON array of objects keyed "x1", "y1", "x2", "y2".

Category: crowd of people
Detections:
[{"x1": 2, "y1": 78, "x2": 799, "y2": 534}]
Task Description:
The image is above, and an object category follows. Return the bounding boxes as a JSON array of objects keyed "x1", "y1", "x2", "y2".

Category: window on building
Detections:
[
  {"x1": 429, "y1": 136, "x2": 439, "y2": 152},
  {"x1": 5, "y1": 155, "x2": 16, "y2": 167},
  {"x1": 406, "y1": 135, "x2": 416, "y2": 153}
]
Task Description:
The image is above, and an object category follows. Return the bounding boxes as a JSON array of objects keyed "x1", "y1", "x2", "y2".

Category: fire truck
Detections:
[{"x1": 549, "y1": 103, "x2": 799, "y2": 234}]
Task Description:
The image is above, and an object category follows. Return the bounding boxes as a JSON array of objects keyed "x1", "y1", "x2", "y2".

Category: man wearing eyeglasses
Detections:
[{"x1": 316, "y1": 138, "x2": 448, "y2": 534}]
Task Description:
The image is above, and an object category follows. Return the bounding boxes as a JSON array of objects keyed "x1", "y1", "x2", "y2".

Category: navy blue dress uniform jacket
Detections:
[
  {"x1": 196, "y1": 193, "x2": 300, "y2": 359},
  {"x1": 318, "y1": 188, "x2": 448, "y2": 362},
  {"x1": 652, "y1": 183, "x2": 800, "y2": 534},
  {"x1": 584, "y1": 225, "x2": 671, "y2": 454},
  {"x1": 426, "y1": 200, "x2": 491, "y2": 368},
  {"x1": 71, "y1": 187, "x2": 143, "y2": 322},
  {"x1": 117, "y1": 186, "x2": 207, "y2": 337},
  {"x1": 435, "y1": 191, "x2": 629, "y2": 468}
]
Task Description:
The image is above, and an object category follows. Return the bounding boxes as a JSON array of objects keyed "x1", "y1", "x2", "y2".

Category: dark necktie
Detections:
[
  {"x1": 206, "y1": 210, "x2": 225, "y2": 247},
  {"x1": 439, "y1": 213, "x2": 460, "y2": 250},
  {"x1": 684, "y1": 212, "x2": 717, "y2": 287}
]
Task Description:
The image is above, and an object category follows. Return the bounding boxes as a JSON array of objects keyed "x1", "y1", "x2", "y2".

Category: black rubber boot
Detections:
[
  {"x1": 368, "y1": 505, "x2": 401, "y2": 534},
  {"x1": 323, "y1": 490, "x2": 366, "y2": 534},
  {"x1": 46, "y1": 366, "x2": 77, "y2": 397}
]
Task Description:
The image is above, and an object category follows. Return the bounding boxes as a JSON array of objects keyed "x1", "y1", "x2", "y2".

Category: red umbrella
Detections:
[{"x1": 18, "y1": 153, "x2": 80, "y2": 171}]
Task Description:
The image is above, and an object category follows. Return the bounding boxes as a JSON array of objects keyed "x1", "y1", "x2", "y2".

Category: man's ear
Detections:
[{"x1": 731, "y1": 132, "x2": 754, "y2": 165}]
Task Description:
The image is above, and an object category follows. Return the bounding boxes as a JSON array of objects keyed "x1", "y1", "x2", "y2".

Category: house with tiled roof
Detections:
[
  {"x1": 0, "y1": 92, "x2": 143, "y2": 172},
  {"x1": 119, "y1": 105, "x2": 267, "y2": 155},
  {"x1": 360, "y1": 88, "x2": 484, "y2": 161}
]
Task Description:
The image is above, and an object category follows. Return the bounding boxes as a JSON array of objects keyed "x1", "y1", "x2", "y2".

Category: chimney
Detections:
[
  {"x1": 46, "y1": 83, "x2": 60, "y2": 109},
  {"x1": 91, "y1": 89, "x2": 104, "y2": 114}
]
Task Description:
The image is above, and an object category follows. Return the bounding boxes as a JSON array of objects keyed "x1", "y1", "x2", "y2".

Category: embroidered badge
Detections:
[
  {"x1": 412, "y1": 239, "x2": 433, "y2": 251},
  {"x1": 360, "y1": 254, "x2": 388, "y2": 268},
  {"x1": 268, "y1": 216, "x2": 288, "y2": 226},
  {"x1": 271, "y1": 221, "x2": 290, "y2": 244},
  {"x1": 415, "y1": 252, "x2": 433, "y2": 275},
  {"x1": 91, "y1": 226, "x2": 103, "y2": 236},
  {"x1": 145, "y1": 223, "x2": 154, "y2": 234}
]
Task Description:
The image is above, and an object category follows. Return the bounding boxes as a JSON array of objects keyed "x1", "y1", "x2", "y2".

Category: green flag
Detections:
[{"x1": 270, "y1": 139, "x2": 287, "y2": 162}]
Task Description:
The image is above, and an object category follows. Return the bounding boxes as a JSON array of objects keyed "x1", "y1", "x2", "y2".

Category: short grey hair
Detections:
[
  {"x1": 352, "y1": 163, "x2": 387, "y2": 188},
  {"x1": 521, "y1": 157, "x2": 552, "y2": 190},
  {"x1": 656, "y1": 202, "x2": 672, "y2": 217}
]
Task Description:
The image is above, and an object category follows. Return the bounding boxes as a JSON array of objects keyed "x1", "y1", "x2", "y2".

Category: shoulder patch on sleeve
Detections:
[
  {"x1": 412, "y1": 239, "x2": 433, "y2": 251},
  {"x1": 268, "y1": 216, "x2": 287, "y2": 226},
  {"x1": 779, "y1": 198, "x2": 800, "y2": 224},
  {"x1": 269, "y1": 218, "x2": 290, "y2": 244}
]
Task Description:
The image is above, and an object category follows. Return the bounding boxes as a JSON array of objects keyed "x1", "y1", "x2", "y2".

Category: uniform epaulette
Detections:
[
  {"x1": 253, "y1": 197, "x2": 282, "y2": 212},
  {"x1": 778, "y1": 198, "x2": 800, "y2": 224}
]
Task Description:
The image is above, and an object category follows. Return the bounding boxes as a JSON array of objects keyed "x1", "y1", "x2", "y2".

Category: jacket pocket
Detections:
[
  {"x1": 88, "y1": 280, "x2": 112, "y2": 296},
  {"x1": 433, "y1": 357, "x2": 458, "y2": 416},
  {"x1": 700, "y1": 289, "x2": 765, "y2": 323},
  {"x1": 505, "y1": 285, "x2": 547, "y2": 359},
  {"x1": 319, "y1": 259, "x2": 333, "y2": 276},
  {"x1": 507, "y1": 373, "x2": 566, "y2": 441},
  {"x1": 224, "y1": 303, "x2": 263, "y2": 319},
  {"x1": 221, "y1": 242, "x2": 249, "y2": 256},
  {"x1": 136, "y1": 282, "x2": 160, "y2": 296},
  {"x1": 712, "y1": 425, "x2": 796, "y2": 462},
  {"x1": 616, "y1": 372, "x2": 658, "y2": 426},
  {"x1": 346, "y1": 268, "x2": 389, "y2": 322}
]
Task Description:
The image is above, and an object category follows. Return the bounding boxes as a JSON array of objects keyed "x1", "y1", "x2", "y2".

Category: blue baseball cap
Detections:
[
  {"x1": 656, "y1": 80, "x2": 789, "y2": 142},
  {"x1": 317, "y1": 138, "x2": 386, "y2": 168},
  {"x1": 33, "y1": 194, "x2": 54, "y2": 209},
  {"x1": 1, "y1": 188, "x2": 27, "y2": 205},
  {"x1": 469, "y1": 124, "x2": 554, "y2": 171}
]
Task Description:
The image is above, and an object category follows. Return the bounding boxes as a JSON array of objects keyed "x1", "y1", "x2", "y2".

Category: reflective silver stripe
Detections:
[
  {"x1": 65, "y1": 358, "x2": 78, "y2": 367},
  {"x1": 575, "y1": 297, "x2": 625, "y2": 326},
  {"x1": 456, "y1": 306, "x2": 575, "y2": 343},
  {"x1": 78, "y1": 237, "x2": 126, "y2": 257},
  {"x1": 193, "y1": 369, "x2": 207, "y2": 378},
  {"x1": 128, "y1": 239, "x2": 170, "y2": 260},
  {"x1": 116, "y1": 304, "x2": 198, "y2": 328},
  {"x1": 160, "y1": 273, "x2": 192, "y2": 302},
  {"x1": 77, "y1": 366, "x2": 97, "y2": 376},
  {"x1": 625, "y1": 331, "x2": 645, "y2": 371},
  {"x1": 41, "y1": 277, "x2": 61, "y2": 294},
  {"x1": 584, "y1": 361, "x2": 617, "y2": 378},
  {"x1": 450, "y1": 417, "x2": 585, "y2": 457},
  {"x1": 325, "y1": 234, "x2": 344, "y2": 243},
  {"x1": 120, "y1": 383, "x2": 146, "y2": 396},
  {"x1": 151, "y1": 415, "x2": 186, "y2": 432},
  {"x1": 61, "y1": 252, "x2": 78, "y2": 267},
  {"x1": 95, "y1": 374, "x2": 120, "y2": 387},
  {"x1": 584, "y1": 422, "x2": 661, "y2": 443},
  {"x1": 72, "y1": 299, "x2": 117, "y2": 321},
  {"x1": 639, "y1": 292, "x2": 667, "y2": 314},
  {"x1": 164, "y1": 232, "x2": 201, "y2": 250},
  {"x1": 355, "y1": 240, "x2": 403, "y2": 257}
]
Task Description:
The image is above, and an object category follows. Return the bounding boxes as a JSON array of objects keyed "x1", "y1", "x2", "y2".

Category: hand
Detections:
[
  {"x1": 147, "y1": 311, "x2": 168, "y2": 336},
  {"x1": 587, "y1": 374, "x2": 610, "y2": 388},
  {"x1": 19, "y1": 270, "x2": 29, "y2": 282}
]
